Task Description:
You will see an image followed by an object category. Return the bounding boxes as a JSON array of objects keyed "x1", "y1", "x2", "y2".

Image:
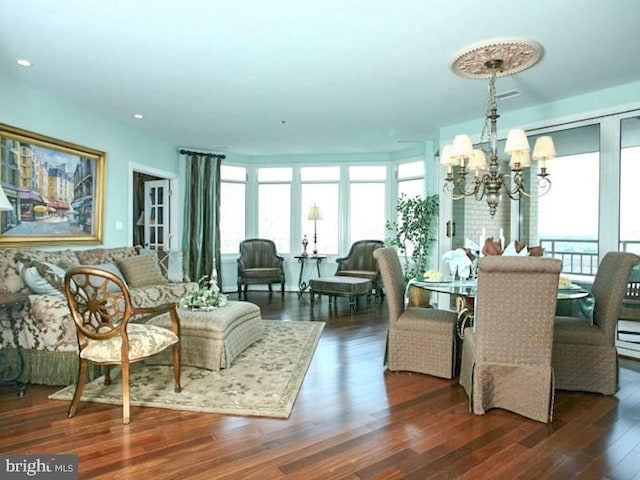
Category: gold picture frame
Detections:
[{"x1": 0, "y1": 123, "x2": 105, "y2": 247}]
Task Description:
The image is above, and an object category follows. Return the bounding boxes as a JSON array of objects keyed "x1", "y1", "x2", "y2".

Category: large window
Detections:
[
  {"x1": 620, "y1": 117, "x2": 640, "y2": 255},
  {"x1": 258, "y1": 167, "x2": 291, "y2": 253},
  {"x1": 349, "y1": 165, "x2": 386, "y2": 243},
  {"x1": 533, "y1": 125, "x2": 600, "y2": 275},
  {"x1": 219, "y1": 165, "x2": 246, "y2": 254},
  {"x1": 301, "y1": 166, "x2": 339, "y2": 255}
]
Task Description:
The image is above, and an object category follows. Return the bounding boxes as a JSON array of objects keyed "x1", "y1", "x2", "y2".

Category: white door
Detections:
[{"x1": 144, "y1": 179, "x2": 171, "y2": 250}]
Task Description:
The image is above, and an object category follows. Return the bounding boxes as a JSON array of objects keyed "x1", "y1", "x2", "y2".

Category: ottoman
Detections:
[
  {"x1": 147, "y1": 300, "x2": 263, "y2": 371},
  {"x1": 309, "y1": 276, "x2": 372, "y2": 311}
]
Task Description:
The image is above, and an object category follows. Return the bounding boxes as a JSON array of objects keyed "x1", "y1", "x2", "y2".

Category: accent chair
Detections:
[
  {"x1": 336, "y1": 240, "x2": 384, "y2": 298},
  {"x1": 237, "y1": 238, "x2": 285, "y2": 297},
  {"x1": 64, "y1": 266, "x2": 181, "y2": 424}
]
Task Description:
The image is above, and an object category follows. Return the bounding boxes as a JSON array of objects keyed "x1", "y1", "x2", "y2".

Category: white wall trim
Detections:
[{"x1": 128, "y1": 161, "x2": 180, "y2": 249}]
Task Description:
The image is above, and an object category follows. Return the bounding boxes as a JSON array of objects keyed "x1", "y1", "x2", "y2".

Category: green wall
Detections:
[{"x1": 0, "y1": 74, "x2": 179, "y2": 248}]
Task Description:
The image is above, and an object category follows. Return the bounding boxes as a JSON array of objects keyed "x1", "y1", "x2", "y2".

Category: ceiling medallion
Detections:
[{"x1": 451, "y1": 37, "x2": 544, "y2": 80}]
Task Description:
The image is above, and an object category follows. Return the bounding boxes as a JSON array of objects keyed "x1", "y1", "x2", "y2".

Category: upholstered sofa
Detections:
[{"x1": 0, "y1": 246, "x2": 197, "y2": 386}]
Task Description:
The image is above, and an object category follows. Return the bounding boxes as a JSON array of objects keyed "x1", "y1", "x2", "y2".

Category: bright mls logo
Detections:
[{"x1": 1, "y1": 454, "x2": 77, "y2": 479}]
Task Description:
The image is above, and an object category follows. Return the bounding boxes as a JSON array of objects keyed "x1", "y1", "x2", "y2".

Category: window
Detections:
[
  {"x1": 620, "y1": 117, "x2": 640, "y2": 255},
  {"x1": 532, "y1": 124, "x2": 600, "y2": 275},
  {"x1": 397, "y1": 159, "x2": 424, "y2": 199},
  {"x1": 301, "y1": 166, "x2": 339, "y2": 254},
  {"x1": 349, "y1": 165, "x2": 386, "y2": 243},
  {"x1": 258, "y1": 167, "x2": 292, "y2": 253},
  {"x1": 219, "y1": 165, "x2": 246, "y2": 254}
]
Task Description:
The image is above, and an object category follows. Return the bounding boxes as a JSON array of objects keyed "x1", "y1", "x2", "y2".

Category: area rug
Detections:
[{"x1": 49, "y1": 320, "x2": 324, "y2": 419}]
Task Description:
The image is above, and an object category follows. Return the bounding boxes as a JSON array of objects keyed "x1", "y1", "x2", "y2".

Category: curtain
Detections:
[{"x1": 182, "y1": 152, "x2": 223, "y2": 286}]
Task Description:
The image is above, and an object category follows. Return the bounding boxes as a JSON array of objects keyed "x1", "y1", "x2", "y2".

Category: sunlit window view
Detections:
[
  {"x1": 219, "y1": 165, "x2": 246, "y2": 254},
  {"x1": 534, "y1": 125, "x2": 600, "y2": 275},
  {"x1": 301, "y1": 166, "x2": 339, "y2": 255},
  {"x1": 257, "y1": 167, "x2": 292, "y2": 253},
  {"x1": 349, "y1": 165, "x2": 386, "y2": 243},
  {"x1": 620, "y1": 117, "x2": 640, "y2": 255}
]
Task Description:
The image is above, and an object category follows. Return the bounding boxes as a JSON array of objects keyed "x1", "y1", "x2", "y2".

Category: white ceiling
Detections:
[{"x1": 1, "y1": 0, "x2": 640, "y2": 156}]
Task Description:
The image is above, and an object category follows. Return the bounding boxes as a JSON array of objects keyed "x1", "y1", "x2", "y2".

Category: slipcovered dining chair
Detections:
[
  {"x1": 553, "y1": 252, "x2": 640, "y2": 395},
  {"x1": 336, "y1": 240, "x2": 384, "y2": 298},
  {"x1": 459, "y1": 256, "x2": 562, "y2": 423},
  {"x1": 237, "y1": 238, "x2": 285, "y2": 297},
  {"x1": 373, "y1": 247, "x2": 458, "y2": 378},
  {"x1": 64, "y1": 266, "x2": 181, "y2": 424}
]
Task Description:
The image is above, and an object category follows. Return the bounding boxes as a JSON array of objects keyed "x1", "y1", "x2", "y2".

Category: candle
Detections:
[
  {"x1": 499, "y1": 228, "x2": 505, "y2": 251},
  {"x1": 480, "y1": 227, "x2": 486, "y2": 257}
]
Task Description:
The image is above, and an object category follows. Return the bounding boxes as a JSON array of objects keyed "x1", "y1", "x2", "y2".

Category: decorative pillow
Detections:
[
  {"x1": 156, "y1": 250, "x2": 185, "y2": 283},
  {"x1": 76, "y1": 246, "x2": 140, "y2": 265},
  {"x1": 20, "y1": 261, "x2": 66, "y2": 297},
  {"x1": 117, "y1": 253, "x2": 168, "y2": 288},
  {"x1": 81, "y1": 263, "x2": 129, "y2": 293}
]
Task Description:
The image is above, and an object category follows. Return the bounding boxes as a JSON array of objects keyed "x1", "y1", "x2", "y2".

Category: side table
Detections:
[
  {"x1": 294, "y1": 255, "x2": 326, "y2": 297},
  {"x1": 0, "y1": 292, "x2": 28, "y2": 396}
]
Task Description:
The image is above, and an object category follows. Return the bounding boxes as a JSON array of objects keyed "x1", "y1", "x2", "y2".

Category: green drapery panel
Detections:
[{"x1": 182, "y1": 152, "x2": 223, "y2": 286}]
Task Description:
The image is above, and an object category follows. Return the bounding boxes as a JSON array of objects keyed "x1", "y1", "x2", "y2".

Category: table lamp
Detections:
[{"x1": 307, "y1": 204, "x2": 322, "y2": 255}]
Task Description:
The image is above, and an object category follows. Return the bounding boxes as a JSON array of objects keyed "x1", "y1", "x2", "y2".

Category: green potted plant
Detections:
[{"x1": 385, "y1": 193, "x2": 439, "y2": 282}]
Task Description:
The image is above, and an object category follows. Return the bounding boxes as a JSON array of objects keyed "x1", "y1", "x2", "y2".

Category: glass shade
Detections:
[{"x1": 504, "y1": 129, "x2": 530, "y2": 154}]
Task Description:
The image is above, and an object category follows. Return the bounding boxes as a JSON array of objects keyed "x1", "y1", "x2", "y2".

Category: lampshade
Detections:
[
  {"x1": 504, "y1": 129, "x2": 530, "y2": 154},
  {"x1": 467, "y1": 149, "x2": 487, "y2": 171},
  {"x1": 532, "y1": 136, "x2": 556, "y2": 161},
  {"x1": 509, "y1": 150, "x2": 531, "y2": 169},
  {"x1": 0, "y1": 186, "x2": 11, "y2": 211},
  {"x1": 136, "y1": 210, "x2": 145, "y2": 226},
  {"x1": 308, "y1": 204, "x2": 322, "y2": 221},
  {"x1": 451, "y1": 135, "x2": 474, "y2": 159},
  {"x1": 439, "y1": 144, "x2": 456, "y2": 166}
]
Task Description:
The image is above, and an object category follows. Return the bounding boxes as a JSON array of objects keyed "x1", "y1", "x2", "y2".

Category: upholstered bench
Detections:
[
  {"x1": 147, "y1": 300, "x2": 263, "y2": 371},
  {"x1": 309, "y1": 276, "x2": 372, "y2": 311}
]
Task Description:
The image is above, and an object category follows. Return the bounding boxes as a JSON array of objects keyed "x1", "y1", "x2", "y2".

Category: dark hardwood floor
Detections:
[{"x1": 3, "y1": 291, "x2": 640, "y2": 479}]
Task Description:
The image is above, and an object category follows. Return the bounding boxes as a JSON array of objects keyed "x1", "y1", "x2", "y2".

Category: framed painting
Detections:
[{"x1": 0, "y1": 123, "x2": 105, "y2": 247}]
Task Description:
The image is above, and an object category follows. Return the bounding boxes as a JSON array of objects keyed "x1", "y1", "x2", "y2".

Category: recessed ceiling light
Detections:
[
  {"x1": 16, "y1": 59, "x2": 32, "y2": 67},
  {"x1": 133, "y1": 114, "x2": 144, "y2": 119}
]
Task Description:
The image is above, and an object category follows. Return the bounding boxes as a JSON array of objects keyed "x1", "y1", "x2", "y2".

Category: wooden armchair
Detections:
[
  {"x1": 237, "y1": 238, "x2": 285, "y2": 297},
  {"x1": 64, "y1": 266, "x2": 181, "y2": 424}
]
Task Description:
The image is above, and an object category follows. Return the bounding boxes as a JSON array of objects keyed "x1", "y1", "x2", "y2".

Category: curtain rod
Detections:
[{"x1": 179, "y1": 149, "x2": 226, "y2": 159}]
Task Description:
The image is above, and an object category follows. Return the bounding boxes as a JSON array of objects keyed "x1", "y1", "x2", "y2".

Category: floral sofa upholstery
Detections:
[{"x1": 0, "y1": 246, "x2": 197, "y2": 386}]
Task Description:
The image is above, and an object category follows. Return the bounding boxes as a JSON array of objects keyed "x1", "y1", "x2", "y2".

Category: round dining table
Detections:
[{"x1": 407, "y1": 278, "x2": 592, "y2": 339}]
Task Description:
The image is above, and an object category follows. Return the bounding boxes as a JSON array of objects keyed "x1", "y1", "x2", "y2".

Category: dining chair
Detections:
[
  {"x1": 373, "y1": 247, "x2": 458, "y2": 379},
  {"x1": 64, "y1": 266, "x2": 182, "y2": 424},
  {"x1": 459, "y1": 256, "x2": 562, "y2": 423},
  {"x1": 553, "y1": 251, "x2": 640, "y2": 395}
]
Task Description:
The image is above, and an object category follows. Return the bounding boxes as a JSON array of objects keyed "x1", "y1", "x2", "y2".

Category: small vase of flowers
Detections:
[{"x1": 179, "y1": 275, "x2": 228, "y2": 311}]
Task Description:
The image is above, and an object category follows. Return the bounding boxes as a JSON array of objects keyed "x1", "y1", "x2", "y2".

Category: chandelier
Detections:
[{"x1": 440, "y1": 38, "x2": 556, "y2": 218}]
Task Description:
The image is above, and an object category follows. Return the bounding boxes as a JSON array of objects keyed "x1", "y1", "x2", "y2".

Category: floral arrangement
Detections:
[{"x1": 179, "y1": 275, "x2": 228, "y2": 310}]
